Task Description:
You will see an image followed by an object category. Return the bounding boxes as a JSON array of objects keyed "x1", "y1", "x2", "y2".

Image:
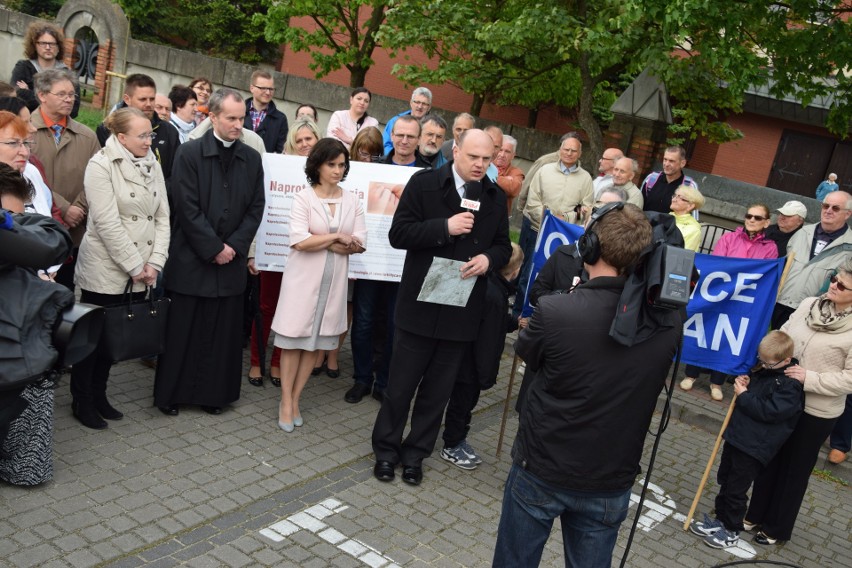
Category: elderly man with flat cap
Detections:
[{"x1": 764, "y1": 201, "x2": 807, "y2": 258}]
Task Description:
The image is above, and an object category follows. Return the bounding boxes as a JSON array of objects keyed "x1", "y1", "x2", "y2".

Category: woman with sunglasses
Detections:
[
  {"x1": 743, "y1": 258, "x2": 852, "y2": 546},
  {"x1": 71, "y1": 108, "x2": 170, "y2": 429},
  {"x1": 681, "y1": 203, "x2": 778, "y2": 400}
]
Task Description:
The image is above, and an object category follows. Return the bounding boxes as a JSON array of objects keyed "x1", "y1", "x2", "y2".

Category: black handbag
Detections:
[{"x1": 102, "y1": 279, "x2": 170, "y2": 363}]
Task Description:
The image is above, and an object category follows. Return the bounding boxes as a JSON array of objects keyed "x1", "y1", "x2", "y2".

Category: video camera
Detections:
[{"x1": 609, "y1": 211, "x2": 698, "y2": 347}]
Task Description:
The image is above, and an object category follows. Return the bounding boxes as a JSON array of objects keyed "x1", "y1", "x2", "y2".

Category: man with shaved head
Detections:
[
  {"x1": 608, "y1": 156, "x2": 644, "y2": 208},
  {"x1": 593, "y1": 147, "x2": 623, "y2": 194},
  {"x1": 372, "y1": 129, "x2": 512, "y2": 486}
]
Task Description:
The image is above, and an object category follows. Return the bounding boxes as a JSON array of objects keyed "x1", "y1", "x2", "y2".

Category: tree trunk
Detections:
[
  {"x1": 349, "y1": 66, "x2": 367, "y2": 88},
  {"x1": 577, "y1": 55, "x2": 603, "y2": 172},
  {"x1": 469, "y1": 93, "x2": 485, "y2": 116},
  {"x1": 527, "y1": 107, "x2": 539, "y2": 129}
]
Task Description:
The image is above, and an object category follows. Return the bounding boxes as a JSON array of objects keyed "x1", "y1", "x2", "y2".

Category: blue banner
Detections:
[
  {"x1": 682, "y1": 254, "x2": 786, "y2": 375},
  {"x1": 521, "y1": 210, "x2": 585, "y2": 317}
]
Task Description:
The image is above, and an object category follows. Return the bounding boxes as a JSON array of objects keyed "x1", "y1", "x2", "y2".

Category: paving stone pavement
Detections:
[{"x1": 0, "y1": 339, "x2": 849, "y2": 567}]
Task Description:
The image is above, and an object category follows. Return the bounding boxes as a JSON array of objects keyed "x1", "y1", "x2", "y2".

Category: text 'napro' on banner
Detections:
[{"x1": 255, "y1": 154, "x2": 419, "y2": 281}]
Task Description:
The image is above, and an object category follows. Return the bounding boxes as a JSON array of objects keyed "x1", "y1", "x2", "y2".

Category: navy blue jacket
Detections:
[
  {"x1": 244, "y1": 99, "x2": 288, "y2": 153},
  {"x1": 724, "y1": 361, "x2": 804, "y2": 465}
]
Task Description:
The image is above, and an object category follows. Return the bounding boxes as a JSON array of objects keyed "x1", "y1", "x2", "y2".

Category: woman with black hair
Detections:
[
  {"x1": 270, "y1": 139, "x2": 366, "y2": 431},
  {"x1": 326, "y1": 87, "x2": 379, "y2": 149}
]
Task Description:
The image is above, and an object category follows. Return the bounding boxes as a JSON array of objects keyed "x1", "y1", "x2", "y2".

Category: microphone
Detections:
[{"x1": 461, "y1": 181, "x2": 482, "y2": 212}]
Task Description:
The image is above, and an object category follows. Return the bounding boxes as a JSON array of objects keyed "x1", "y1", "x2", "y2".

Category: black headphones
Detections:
[{"x1": 577, "y1": 201, "x2": 625, "y2": 265}]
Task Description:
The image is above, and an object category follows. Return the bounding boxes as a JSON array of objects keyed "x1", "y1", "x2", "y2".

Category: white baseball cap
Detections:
[{"x1": 776, "y1": 200, "x2": 807, "y2": 218}]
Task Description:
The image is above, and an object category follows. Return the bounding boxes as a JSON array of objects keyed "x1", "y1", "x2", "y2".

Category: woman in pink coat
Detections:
[
  {"x1": 681, "y1": 203, "x2": 778, "y2": 400},
  {"x1": 271, "y1": 139, "x2": 366, "y2": 432}
]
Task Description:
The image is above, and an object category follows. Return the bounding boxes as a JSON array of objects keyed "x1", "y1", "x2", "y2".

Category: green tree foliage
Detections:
[
  {"x1": 382, "y1": 0, "x2": 851, "y2": 161},
  {"x1": 116, "y1": 0, "x2": 276, "y2": 65},
  {"x1": 3, "y1": 0, "x2": 65, "y2": 18},
  {"x1": 380, "y1": 0, "x2": 651, "y2": 162},
  {"x1": 260, "y1": 0, "x2": 389, "y2": 88}
]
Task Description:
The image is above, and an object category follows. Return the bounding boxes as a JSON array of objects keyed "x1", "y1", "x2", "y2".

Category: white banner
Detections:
[{"x1": 255, "y1": 154, "x2": 419, "y2": 282}]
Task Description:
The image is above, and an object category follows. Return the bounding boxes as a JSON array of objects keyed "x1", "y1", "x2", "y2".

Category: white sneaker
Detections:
[
  {"x1": 710, "y1": 384, "x2": 724, "y2": 401},
  {"x1": 680, "y1": 377, "x2": 696, "y2": 391}
]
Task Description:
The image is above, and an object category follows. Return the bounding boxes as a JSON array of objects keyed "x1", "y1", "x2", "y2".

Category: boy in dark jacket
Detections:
[
  {"x1": 690, "y1": 330, "x2": 803, "y2": 549},
  {"x1": 440, "y1": 243, "x2": 523, "y2": 469}
]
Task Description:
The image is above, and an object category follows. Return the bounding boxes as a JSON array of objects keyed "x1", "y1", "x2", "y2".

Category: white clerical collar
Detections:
[{"x1": 213, "y1": 130, "x2": 236, "y2": 148}]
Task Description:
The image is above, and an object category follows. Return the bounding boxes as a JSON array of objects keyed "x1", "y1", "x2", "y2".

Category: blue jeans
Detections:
[
  {"x1": 493, "y1": 465, "x2": 631, "y2": 568},
  {"x1": 350, "y1": 280, "x2": 398, "y2": 392},
  {"x1": 512, "y1": 216, "x2": 538, "y2": 319}
]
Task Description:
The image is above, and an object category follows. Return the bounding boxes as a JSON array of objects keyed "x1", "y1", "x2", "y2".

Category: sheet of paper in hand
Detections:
[{"x1": 416, "y1": 257, "x2": 476, "y2": 307}]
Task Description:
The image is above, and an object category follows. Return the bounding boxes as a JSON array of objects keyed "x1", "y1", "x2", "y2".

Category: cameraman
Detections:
[
  {"x1": 493, "y1": 203, "x2": 681, "y2": 567},
  {"x1": 0, "y1": 163, "x2": 73, "y2": 486}
]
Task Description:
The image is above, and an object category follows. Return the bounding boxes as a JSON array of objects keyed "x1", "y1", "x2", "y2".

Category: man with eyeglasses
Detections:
[
  {"x1": 382, "y1": 87, "x2": 433, "y2": 154},
  {"x1": 243, "y1": 70, "x2": 288, "y2": 154},
  {"x1": 772, "y1": 190, "x2": 852, "y2": 330},
  {"x1": 640, "y1": 145, "x2": 698, "y2": 214},
  {"x1": 417, "y1": 114, "x2": 448, "y2": 169},
  {"x1": 344, "y1": 114, "x2": 430, "y2": 406},
  {"x1": 764, "y1": 200, "x2": 807, "y2": 257},
  {"x1": 513, "y1": 132, "x2": 594, "y2": 320},
  {"x1": 12, "y1": 22, "x2": 81, "y2": 118},
  {"x1": 30, "y1": 69, "x2": 100, "y2": 291},
  {"x1": 96, "y1": 74, "x2": 180, "y2": 190}
]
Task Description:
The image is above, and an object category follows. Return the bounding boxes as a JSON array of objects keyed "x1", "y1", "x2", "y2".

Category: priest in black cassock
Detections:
[{"x1": 153, "y1": 88, "x2": 265, "y2": 415}]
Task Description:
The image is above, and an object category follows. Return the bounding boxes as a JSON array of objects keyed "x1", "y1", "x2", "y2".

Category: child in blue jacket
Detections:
[{"x1": 689, "y1": 330, "x2": 804, "y2": 549}]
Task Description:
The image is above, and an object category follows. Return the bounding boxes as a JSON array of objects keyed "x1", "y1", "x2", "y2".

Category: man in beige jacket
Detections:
[{"x1": 31, "y1": 68, "x2": 101, "y2": 290}]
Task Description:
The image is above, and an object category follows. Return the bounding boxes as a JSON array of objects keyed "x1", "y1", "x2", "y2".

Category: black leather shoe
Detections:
[
  {"x1": 248, "y1": 374, "x2": 263, "y2": 387},
  {"x1": 373, "y1": 460, "x2": 395, "y2": 482},
  {"x1": 158, "y1": 405, "x2": 179, "y2": 416},
  {"x1": 72, "y1": 400, "x2": 108, "y2": 430},
  {"x1": 372, "y1": 387, "x2": 384, "y2": 403},
  {"x1": 202, "y1": 406, "x2": 222, "y2": 415},
  {"x1": 401, "y1": 465, "x2": 423, "y2": 486},
  {"x1": 345, "y1": 382, "x2": 372, "y2": 403},
  {"x1": 94, "y1": 398, "x2": 124, "y2": 421},
  {"x1": 326, "y1": 367, "x2": 340, "y2": 379}
]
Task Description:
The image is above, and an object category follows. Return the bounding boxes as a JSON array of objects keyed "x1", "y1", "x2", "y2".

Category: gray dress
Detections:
[{"x1": 274, "y1": 197, "x2": 342, "y2": 351}]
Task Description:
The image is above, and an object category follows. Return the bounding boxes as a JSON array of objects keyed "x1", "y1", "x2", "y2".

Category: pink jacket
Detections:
[
  {"x1": 712, "y1": 226, "x2": 778, "y2": 260},
  {"x1": 271, "y1": 187, "x2": 367, "y2": 338}
]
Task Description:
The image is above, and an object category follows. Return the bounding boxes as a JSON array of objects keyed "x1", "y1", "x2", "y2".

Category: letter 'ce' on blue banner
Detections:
[
  {"x1": 682, "y1": 255, "x2": 785, "y2": 375},
  {"x1": 521, "y1": 210, "x2": 585, "y2": 317}
]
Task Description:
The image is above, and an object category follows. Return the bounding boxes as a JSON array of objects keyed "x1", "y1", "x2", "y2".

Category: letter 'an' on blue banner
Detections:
[
  {"x1": 682, "y1": 254, "x2": 786, "y2": 375},
  {"x1": 521, "y1": 210, "x2": 585, "y2": 317}
]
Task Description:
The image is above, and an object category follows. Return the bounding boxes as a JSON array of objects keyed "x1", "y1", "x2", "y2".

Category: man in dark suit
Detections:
[
  {"x1": 371, "y1": 129, "x2": 512, "y2": 485},
  {"x1": 153, "y1": 88, "x2": 265, "y2": 416}
]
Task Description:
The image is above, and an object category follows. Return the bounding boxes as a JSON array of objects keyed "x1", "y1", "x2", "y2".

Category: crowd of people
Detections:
[{"x1": 1, "y1": 20, "x2": 851, "y2": 567}]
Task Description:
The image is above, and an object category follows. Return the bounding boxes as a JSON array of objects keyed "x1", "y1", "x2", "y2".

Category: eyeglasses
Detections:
[
  {"x1": 744, "y1": 214, "x2": 767, "y2": 221},
  {"x1": 252, "y1": 85, "x2": 275, "y2": 93},
  {"x1": 560, "y1": 147, "x2": 580, "y2": 154},
  {"x1": 423, "y1": 133, "x2": 445, "y2": 141},
  {"x1": 822, "y1": 203, "x2": 848, "y2": 213},
  {"x1": 758, "y1": 358, "x2": 783, "y2": 369},
  {"x1": 192, "y1": 86, "x2": 212, "y2": 93},
  {"x1": 126, "y1": 132, "x2": 156, "y2": 141},
  {"x1": 48, "y1": 91, "x2": 76, "y2": 101},
  {"x1": 0, "y1": 140, "x2": 35, "y2": 150},
  {"x1": 600, "y1": 156, "x2": 616, "y2": 162},
  {"x1": 672, "y1": 194, "x2": 690, "y2": 202},
  {"x1": 393, "y1": 133, "x2": 418, "y2": 141},
  {"x1": 36, "y1": 41, "x2": 58, "y2": 48},
  {"x1": 830, "y1": 275, "x2": 851, "y2": 292},
  {"x1": 411, "y1": 100, "x2": 430, "y2": 107}
]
